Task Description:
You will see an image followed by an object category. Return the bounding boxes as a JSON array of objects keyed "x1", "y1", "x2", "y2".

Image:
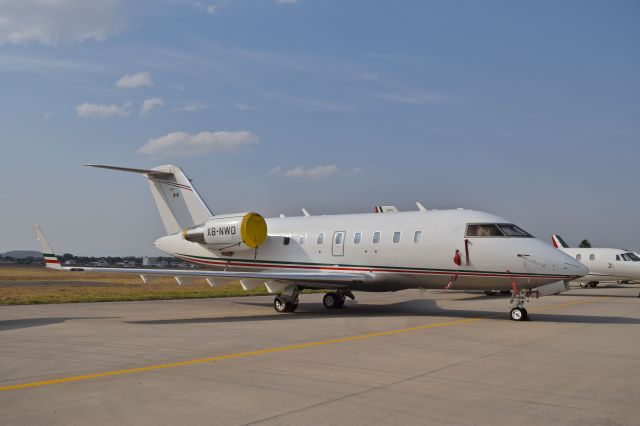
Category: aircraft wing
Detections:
[{"x1": 62, "y1": 266, "x2": 367, "y2": 286}]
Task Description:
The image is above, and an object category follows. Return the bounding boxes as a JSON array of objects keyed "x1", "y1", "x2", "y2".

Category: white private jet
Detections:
[
  {"x1": 551, "y1": 235, "x2": 640, "y2": 287},
  {"x1": 34, "y1": 164, "x2": 587, "y2": 321}
]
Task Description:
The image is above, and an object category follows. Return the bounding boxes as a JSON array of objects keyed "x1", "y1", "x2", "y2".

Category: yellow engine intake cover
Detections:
[{"x1": 240, "y1": 212, "x2": 267, "y2": 249}]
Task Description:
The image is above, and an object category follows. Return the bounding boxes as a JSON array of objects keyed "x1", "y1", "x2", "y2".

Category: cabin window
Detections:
[
  {"x1": 373, "y1": 232, "x2": 381, "y2": 244},
  {"x1": 335, "y1": 232, "x2": 343, "y2": 245},
  {"x1": 299, "y1": 233, "x2": 307, "y2": 244},
  {"x1": 354, "y1": 232, "x2": 362, "y2": 244},
  {"x1": 414, "y1": 231, "x2": 422, "y2": 243},
  {"x1": 283, "y1": 236, "x2": 290, "y2": 245},
  {"x1": 589, "y1": 254, "x2": 595, "y2": 261},
  {"x1": 317, "y1": 233, "x2": 324, "y2": 244},
  {"x1": 393, "y1": 232, "x2": 401, "y2": 243},
  {"x1": 576, "y1": 254, "x2": 582, "y2": 260}
]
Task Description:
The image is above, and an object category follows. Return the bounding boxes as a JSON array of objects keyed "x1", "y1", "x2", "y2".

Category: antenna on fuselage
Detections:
[
  {"x1": 301, "y1": 208, "x2": 310, "y2": 217},
  {"x1": 416, "y1": 202, "x2": 427, "y2": 212}
]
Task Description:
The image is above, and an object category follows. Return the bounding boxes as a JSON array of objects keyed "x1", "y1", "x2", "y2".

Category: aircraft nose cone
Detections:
[{"x1": 554, "y1": 249, "x2": 588, "y2": 277}]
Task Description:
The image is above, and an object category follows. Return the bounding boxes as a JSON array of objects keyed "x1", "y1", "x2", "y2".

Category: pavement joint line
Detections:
[{"x1": 0, "y1": 296, "x2": 605, "y2": 393}]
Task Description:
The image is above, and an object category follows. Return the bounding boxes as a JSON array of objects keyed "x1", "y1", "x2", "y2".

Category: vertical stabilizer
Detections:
[
  {"x1": 146, "y1": 165, "x2": 213, "y2": 234},
  {"x1": 551, "y1": 234, "x2": 570, "y2": 248},
  {"x1": 33, "y1": 225, "x2": 62, "y2": 269}
]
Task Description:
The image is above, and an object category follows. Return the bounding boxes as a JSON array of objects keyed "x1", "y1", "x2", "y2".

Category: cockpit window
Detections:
[
  {"x1": 466, "y1": 224, "x2": 502, "y2": 237},
  {"x1": 497, "y1": 224, "x2": 532, "y2": 237},
  {"x1": 625, "y1": 252, "x2": 640, "y2": 261},
  {"x1": 466, "y1": 223, "x2": 533, "y2": 238}
]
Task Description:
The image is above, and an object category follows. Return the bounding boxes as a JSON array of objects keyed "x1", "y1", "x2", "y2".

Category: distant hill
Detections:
[{"x1": 2, "y1": 250, "x2": 42, "y2": 259}]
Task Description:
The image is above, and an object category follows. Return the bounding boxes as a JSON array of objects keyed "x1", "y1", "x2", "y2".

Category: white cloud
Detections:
[
  {"x1": 116, "y1": 72, "x2": 153, "y2": 88},
  {"x1": 270, "y1": 165, "x2": 339, "y2": 181},
  {"x1": 0, "y1": 0, "x2": 125, "y2": 46},
  {"x1": 140, "y1": 98, "x2": 164, "y2": 115},
  {"x1": 76, "y1": 102, "x2": 130, "y2": 118},
  {"x1": 172, "y1": 103, "x2": 208, "y2": 112},
  {"x1": 138, "y1": 131, "x2": 259, "y2": 158}
]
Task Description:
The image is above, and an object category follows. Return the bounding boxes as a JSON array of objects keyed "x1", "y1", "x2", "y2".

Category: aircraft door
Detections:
[{"x1": 332, "y1": 231, "x2": 346, "y2": 256}]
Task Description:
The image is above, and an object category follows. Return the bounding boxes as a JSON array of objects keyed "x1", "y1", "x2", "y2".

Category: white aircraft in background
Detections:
[
  {"x1": 551, "y1": 235, "x2": 640, "y2": 287},
  {"x1": 35, "y1": 164, "x2": 587, "y2": 321}
]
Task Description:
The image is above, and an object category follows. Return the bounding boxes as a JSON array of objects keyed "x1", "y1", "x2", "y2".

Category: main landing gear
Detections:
[
  {"x1": 273, "y1": 287, "x2": 300, "y2": 313},
  {"x1": 323, "y1": 290, "x2": 355, "y2": 309},
  {"x1": 579, "y1": 281, "x2": 599, "y2": 288}
]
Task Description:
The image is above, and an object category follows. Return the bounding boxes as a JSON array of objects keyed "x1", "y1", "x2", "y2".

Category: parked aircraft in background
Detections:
[
  {"x1": 34, "y1": 164, "x2": 587, "y2": 321},
  {"x1": 551, "y1": 235, "x2": 640, "y2": 287}
]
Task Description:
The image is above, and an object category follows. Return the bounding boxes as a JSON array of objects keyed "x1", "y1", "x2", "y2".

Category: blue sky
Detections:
[{"x1": 1, "y1": 0, "x2": 638, "y2": 255}]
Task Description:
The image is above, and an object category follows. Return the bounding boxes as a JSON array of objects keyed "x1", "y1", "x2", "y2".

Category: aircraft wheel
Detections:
[
  {"x1": 500, "y1": 290, "x2": 511, "y2": 295},
  {"x1": 588, "y1": 282, "x2": 599, "y2": 288},
  {"x1": 274, "y1": 296, "x2": 294, "y2": 313},
  {"x1": 579, "y1": 282, "x2": 588, "y2": 289},
  {"x1": 323, "y1": 292, "x2": 339, "y2": 309},
  {"x1": 510, "y1": 307, "x2": 527, "y2": 321},
  {"x1": 484, "y1": 290, "x2": 496, "y2": 296},
  {"x1": 335, "y1": 299, "x2": 345, "y2": 308}
]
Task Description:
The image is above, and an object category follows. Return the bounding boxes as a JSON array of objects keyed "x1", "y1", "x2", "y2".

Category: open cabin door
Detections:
[{"x1": 332, "y1": 231, "x2": 345, "y2": 256}]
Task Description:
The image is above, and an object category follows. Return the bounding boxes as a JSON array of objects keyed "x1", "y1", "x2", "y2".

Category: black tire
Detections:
[
  {"x1": 323, "y1": 293, "x2": 338, "y2": 309},
  {"x1": 286, "y1": 303, "x2": 298, "y2": 313},
  {"x1": 500, "y1": 290, "x2": 511, "y2": 295},
  {"x1": 588, "y1": 282, "x2": 599, "y2": 288},
  {"x1": 484, "y1": 290, "x2": 496, "y2": 296},
  {"x1": 510, "y1": 307, "x2": 526, "y2": 321},
  {"x1": 274, "y1": 296, "x2": 287, "y2": 313},
  {"x1": 522, "y1": 308, "x2": 528, "y2": 320},
  {"x1": 335, "y1": 299, "x2": 345, "y2": 308},
  {"x1": 579, "y1": 282, "x2": 588, "y2": 289}
]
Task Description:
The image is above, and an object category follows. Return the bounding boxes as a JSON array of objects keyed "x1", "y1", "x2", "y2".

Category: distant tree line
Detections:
[{"x1": 0, "y1": 253, "x2": 177, "y2": 266}]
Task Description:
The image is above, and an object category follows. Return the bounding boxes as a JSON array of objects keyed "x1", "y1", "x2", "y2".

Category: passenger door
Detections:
[{"x1": 332, "y1": 231, "x2": 346, "y2": 256}]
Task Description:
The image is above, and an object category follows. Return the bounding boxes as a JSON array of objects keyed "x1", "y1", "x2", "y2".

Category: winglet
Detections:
[
  {"x1": 551, "y1": 234, "x2": 570, "y2": 249},
  {"x1": 33, "y1": 225, "x2": 62, "y2": 269}
]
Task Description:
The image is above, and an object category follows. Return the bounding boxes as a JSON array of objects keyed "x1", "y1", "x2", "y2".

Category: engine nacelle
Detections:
[{"x1": 183, "y1": 212, "x2": 268, "y2": 252}]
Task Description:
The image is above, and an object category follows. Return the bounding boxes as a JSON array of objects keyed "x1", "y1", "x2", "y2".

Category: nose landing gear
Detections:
[
  {"x1": 509, "y1": 283, "x2": 531, "y2": 321},
  {"x1": 510, "y1": 306, "x2": 528, "y2": 321}
]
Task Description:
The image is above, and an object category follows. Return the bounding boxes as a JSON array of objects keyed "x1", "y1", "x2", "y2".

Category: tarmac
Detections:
[{"x1": 1, "y1": 285, "x2": 639, "y2": 425}]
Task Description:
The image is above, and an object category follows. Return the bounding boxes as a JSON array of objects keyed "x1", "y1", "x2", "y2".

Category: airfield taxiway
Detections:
[{"x1": 1, "y1": 286, "x2": 640, "y2": 425}]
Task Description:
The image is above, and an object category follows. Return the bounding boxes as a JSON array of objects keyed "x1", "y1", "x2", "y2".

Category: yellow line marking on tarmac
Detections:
[{"x1": 0, "y1": 297, "x2": 606, "y2": 392}]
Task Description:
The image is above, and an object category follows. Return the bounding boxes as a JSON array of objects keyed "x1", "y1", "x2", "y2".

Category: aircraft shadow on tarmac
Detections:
[
  {"x1": 126, "y1": 299, "x2": 640, "y2": 326},
  {"x1": 0, "y1": 317, "x2": 119, "y2": 332}
]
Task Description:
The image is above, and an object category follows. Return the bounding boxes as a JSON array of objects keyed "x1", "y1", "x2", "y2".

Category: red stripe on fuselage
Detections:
[{"x1": 173, "y1": 254, "x2": 574, "y2": 280}]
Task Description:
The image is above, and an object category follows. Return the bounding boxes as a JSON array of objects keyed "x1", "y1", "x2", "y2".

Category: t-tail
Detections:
[
  {"x1": 551, "y1": 234, "x2": 570, "y2": 249},
  {"x1": 85, "y1": 164, "x2": 213, "y2": 235},
  {"x1": 34, "y1": 225, "x2": 62, "y2": 270}
]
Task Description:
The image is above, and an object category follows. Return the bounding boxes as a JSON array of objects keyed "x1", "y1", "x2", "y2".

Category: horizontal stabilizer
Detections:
[{"x1": 85, "y1": 164, "x2": 172, "y2": 177}]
